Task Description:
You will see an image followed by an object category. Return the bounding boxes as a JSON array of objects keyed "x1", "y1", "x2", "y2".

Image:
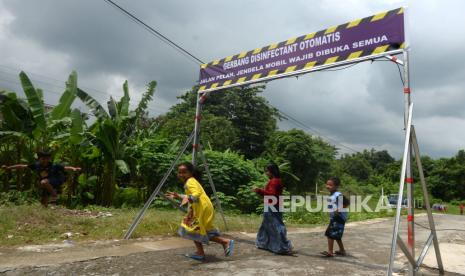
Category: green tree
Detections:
[
  {"x1": 263, "y1": 129, "x2": 336, "y2": 193},
  {"x1": 337, "y1": 149, "x2": 396, "y2": 183},
  {"x1": 162, "y1": 85, "x2": 280, "y2": 159},
  {"x1": 339, "y1": 153, "x2": 373, "y2": 182},
  {"x1": 157, "y1": 110, "x2": 238, "y2": 151},
  {"x1": 427, "y1": 150, "x2": 465, "y2": 201}
]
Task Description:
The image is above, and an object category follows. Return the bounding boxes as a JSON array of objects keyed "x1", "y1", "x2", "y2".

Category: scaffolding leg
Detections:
[
  {"x1": 411, "y1": 127, "x2": 444, "y2": 274},
  {"x1": 388, "y1": 103, "x2": 413, "y2": 275},
  {"x1": 198, "y1": 146, "x2": 229, "y2": 231},
  {"x1": 387, "y1": 105, "x2": 444, "y2": 275},
  {"x1": 123, "y1": 131, "x2": 194, "y2": 239}
]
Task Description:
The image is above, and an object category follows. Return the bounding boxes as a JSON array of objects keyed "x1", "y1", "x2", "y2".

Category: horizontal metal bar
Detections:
[
  {"x1": 384, "y1": 55, "x2": 404, "y2": 66},
  {"x1": 200, "y1": 49, "x2": 405, "y2": 93}
]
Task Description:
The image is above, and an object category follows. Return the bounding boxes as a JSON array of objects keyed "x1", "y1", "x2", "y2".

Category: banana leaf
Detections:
[
  {"x1": 118, "y1": 80, "x2": 130, "y2": 117},
  {"x1": 135, "y1": 81, "x2": 156, "y2": 119},
  {"x1": 50, "y1": 71, "x2": 77, "y2": 120},
  {"x1": 70, "y1": 108, "x2": 83, "y2": 145},
  {"x1": 107, "y1": 96, "x2": 118, "y2": 119},
  {"x1": 19, "y1": 71, "x2": 46, "y2": 131},
  {"x1": 0, "y1": 130, "x2": 30, "y2": 140},
  {"x1": 95, "y1": 119, "x2": 118, "y2": 158},
  {"x1": 115, "y1": 159, "x2": 130, "y2": 174},
  {"x1": 76, "y1": 88, "x2": 109, "y2": 121}
]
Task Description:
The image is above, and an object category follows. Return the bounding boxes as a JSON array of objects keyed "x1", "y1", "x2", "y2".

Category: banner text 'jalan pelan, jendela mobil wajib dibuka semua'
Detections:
[{"x1": 198, "y1": 7, "x2": 405, "y2": 93}]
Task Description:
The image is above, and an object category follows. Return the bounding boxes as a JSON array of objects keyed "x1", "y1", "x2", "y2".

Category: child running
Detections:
[
  {"x1": 321, "y1": 177, "x2": 348, "y2": 257},
  {"x1": 165, "y1": 162, "x2": 234, "y2": 261}
]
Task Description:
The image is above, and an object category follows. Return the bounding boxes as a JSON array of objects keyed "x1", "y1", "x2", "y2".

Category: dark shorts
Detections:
[
  {"x1": 40, "y1": 178, "x2": 64, "y2": 196},
  {"x1": 325, "y1": 218, "x2": 345, "y2": 240},
  {"x1": 48, "y1": 177, "x2": 64, "y2": 189}
]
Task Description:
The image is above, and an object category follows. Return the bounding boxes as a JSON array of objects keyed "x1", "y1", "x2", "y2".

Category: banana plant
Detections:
[
  {"x1": 0, "y1": 71, "x2": 81, "y2": 147},
  {"x1": 77, "y1": 80, "x2": 157, "y2": 206},
  {"x1": 0, "y1": 71, "x2": 83, "y2": 192}
]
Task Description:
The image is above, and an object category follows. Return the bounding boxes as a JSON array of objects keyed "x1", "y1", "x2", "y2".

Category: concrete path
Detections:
[{"x1": 1, "y1": 214, "x2": 464, "y2": 275}]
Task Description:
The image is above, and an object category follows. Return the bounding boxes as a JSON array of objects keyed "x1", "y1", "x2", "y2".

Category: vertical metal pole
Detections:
[
  {"x1": 403, "y1": 50, "x2": 415, "y2": 276},
  {"x1": 199, "y1": 147, "x2": 229, "y2": 231},
  {"x1": 192, "y1": 92, "x2": 204, "y2": 165},
  {"x1": 387, "y1": 103, "x2": 413, "y2": 275}
]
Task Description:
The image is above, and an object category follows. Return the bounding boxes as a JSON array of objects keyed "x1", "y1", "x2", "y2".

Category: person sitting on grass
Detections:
[
  {"x1": 321, "y1": 177, "x2": 349, "y2": 257},
  {"x1": 1, "y1": 150, "x2": 81, "y2": 207}
]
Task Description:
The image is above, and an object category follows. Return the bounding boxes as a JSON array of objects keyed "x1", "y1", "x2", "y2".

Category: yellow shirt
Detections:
[{"x1": 180, "y1": 177, "x2": 215, "y2": 236}]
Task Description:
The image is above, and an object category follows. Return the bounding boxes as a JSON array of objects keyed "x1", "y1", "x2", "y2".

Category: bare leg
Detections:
[
  {"x1": 336, "y1": 240, "x2": 346, "y2": 254},
  {"x1": 210, "y1": 236, "x2": 229, "y2": 248},
  {"x1": 40, "y1": 179, "x2": 57, "y2": 197},
  {"x1": 40, "y1": 179, "x2": 55, "y2": 207},
  {"x1": 194, "y1": 241, "x2": 205, "y2": 256},
  {"x1": 40, "y1": 194, "x2": 49, "y2": 207},
  {"x1": 327, "y1": 238, "x2": 334, "y2": 255}
]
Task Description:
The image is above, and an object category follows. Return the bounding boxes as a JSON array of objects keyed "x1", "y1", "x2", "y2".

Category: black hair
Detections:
[
  {"x1": 329, "y1": 176, "x2": 341, "y2": 187},
  {"x1": 178, "y1": 162, "x2": 202, "y2": 181},
  {"x1": 37, "y1": 150, "x2": 52, "y2": 158},
  {"x1": 265, "y1": 163, "x2": 280, "y2": 178},
  {"x1": 342, "y1": 195, "x2": 350, "y2": 207}
]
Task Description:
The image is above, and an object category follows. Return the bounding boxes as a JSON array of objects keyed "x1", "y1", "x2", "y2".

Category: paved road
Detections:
[{"x1": 1, "y1": 214, "x2": 465, "y2": 275}]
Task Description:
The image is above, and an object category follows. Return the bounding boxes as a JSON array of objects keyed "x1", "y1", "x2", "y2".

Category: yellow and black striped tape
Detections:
[{"x1": 199, "y1": 7, "x2": 404, "y2": 92}]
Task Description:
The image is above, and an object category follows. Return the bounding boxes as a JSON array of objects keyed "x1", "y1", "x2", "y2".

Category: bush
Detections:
[
  {"x1": 65, "y1": 174, "x2": 98, "y2": 207},
  {"x1": 126, "y1": 137, "x2": 180, "y2": 198},
  {"x1": 193, "y1": 150, "x2": 264, "y2": 196},
  {"x1": 210, "y1": 191, "x2": 238, "y2": 212},
  {"x1": 181, "y1": 150, "x2": 266, "y2": 213},
  {"x1": 236, "y1": 180, "x2": 264, "y2": 214},
  {"x1": 0, "y1": 190, "x2": 37, "y2": 206},
  {"x1": 114, "y1": 187, "x2": 143, "y2": 208}
]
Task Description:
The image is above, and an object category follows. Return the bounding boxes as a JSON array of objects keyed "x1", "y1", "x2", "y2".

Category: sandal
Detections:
[
  {"x1": 335, "y1": 250, "x2": 347, "y2": 256},
  {"x1": 320, "y1": 251, "x2": 334, "y2": 257},
  {"x1": 224, "y1": 239, "x2": 235, "y2": 257},
  {"x1": 280, "y1": 250, "x2": 296, "y2": 256},
  {"x1": 184, "y1": 253, "x2": 205, "y2": 261}
]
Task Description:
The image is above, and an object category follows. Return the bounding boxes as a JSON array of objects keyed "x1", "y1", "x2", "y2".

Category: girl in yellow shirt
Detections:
[{"x1": 166, "y1": 162, "x2": 234, "y2": 261}]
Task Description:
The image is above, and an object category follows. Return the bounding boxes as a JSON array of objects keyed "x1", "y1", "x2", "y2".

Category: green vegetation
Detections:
[{"x1": 1, "y1": 70, "x2": 464, "y2": 246}]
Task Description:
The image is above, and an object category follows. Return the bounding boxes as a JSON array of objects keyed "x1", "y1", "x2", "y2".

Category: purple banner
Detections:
[{"x1": 198, "y1": 8, "x2": 405, "y2": 93}]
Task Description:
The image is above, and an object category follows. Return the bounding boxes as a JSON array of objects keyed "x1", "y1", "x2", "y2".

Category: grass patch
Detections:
[
  {"x1": 0, "y1": 202, "x2": 430, "y2": 247},
  {"x1": 0, "y1": 204, "x2": 263, "y2": 247}
]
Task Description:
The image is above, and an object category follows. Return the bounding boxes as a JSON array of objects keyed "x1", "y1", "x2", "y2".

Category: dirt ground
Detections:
[{"x1": 1, "y1": 214, "x2": 464, "y2": 276}]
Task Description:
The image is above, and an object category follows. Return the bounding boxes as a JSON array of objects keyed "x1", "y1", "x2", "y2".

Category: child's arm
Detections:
[
  {"x1": 255, "y1": 179, "x2": 280, "y2": 196},
  {"x1": 64, "y1": 166, "x2": 81, "y2": 172},
  {"x1": 185, "y1": 179, "x2": 202, "y2": 203},
  {"x1": 1, "y1": 164, "x2": 29, "y2": 170}
]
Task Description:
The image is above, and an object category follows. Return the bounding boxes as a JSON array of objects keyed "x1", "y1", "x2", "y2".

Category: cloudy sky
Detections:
[{"x1": 1, "y1": 0, "x2": 464, "y2": 158}]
